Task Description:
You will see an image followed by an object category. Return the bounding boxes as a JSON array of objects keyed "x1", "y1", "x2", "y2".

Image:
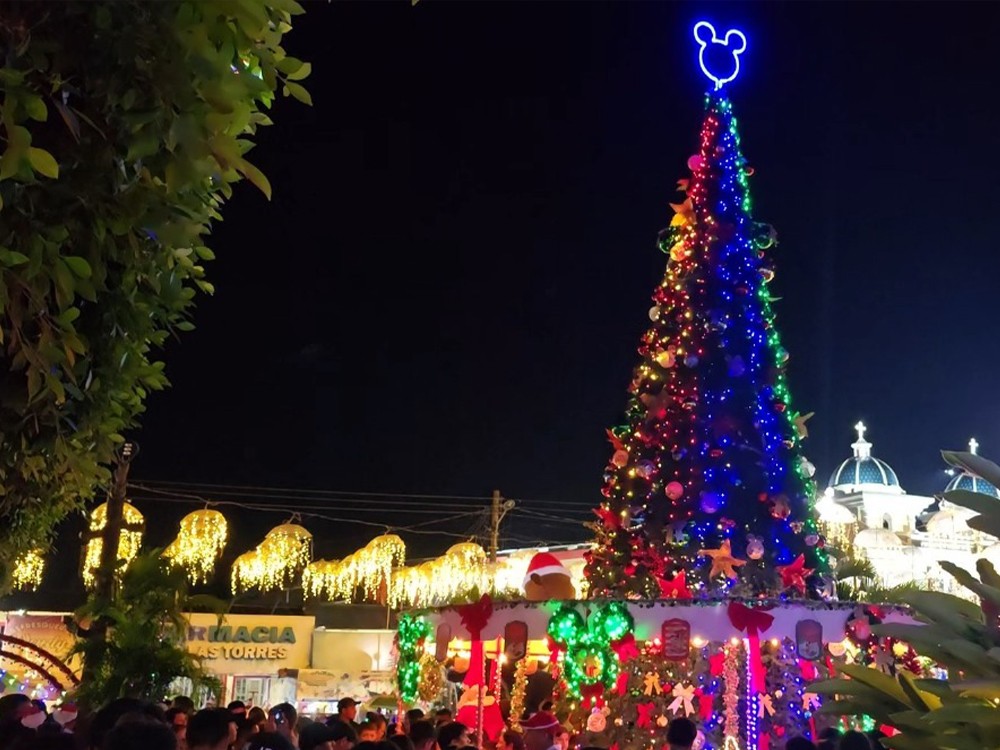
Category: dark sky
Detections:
[{"x1": 23, "y1": 1, "x2": 1000, "y2": 603}]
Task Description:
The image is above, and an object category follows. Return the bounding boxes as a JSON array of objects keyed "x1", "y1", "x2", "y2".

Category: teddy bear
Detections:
[{"x1": 523, "y1": 552, "x2": 576, "y2": 601}]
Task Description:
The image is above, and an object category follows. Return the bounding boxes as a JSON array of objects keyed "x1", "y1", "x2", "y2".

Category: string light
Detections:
[
  {"x1": 231, "y1": 522, "x2": 311, "y2": 593},
  {"x1": 396, "y1": 614, "x2": 431, "y2": 704},
  {"x1": 388, "y1": 542, "x2": 491, "y2": 608},
  {"x1": 82, "y1": 502, "x2": 145, "y2": 588},
  {"x1": 162, "y1": 509, "x2": 228, "y2": 584},
  {"x1": 11, "y1": 549, "x2": 45, "y2": 591},
  {"x1": 302, "y1": 533, "x2": 406, "y2": 601}
]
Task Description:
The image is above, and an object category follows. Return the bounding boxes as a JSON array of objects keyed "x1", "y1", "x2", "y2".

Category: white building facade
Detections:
[{"x1": 820, "y1": 422, "x2": 1000, "y2": 596}]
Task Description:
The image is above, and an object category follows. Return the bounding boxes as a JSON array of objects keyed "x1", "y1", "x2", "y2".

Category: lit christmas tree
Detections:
[{"x1": 585, "y1": 24, "x2": 827, "y2": 601}]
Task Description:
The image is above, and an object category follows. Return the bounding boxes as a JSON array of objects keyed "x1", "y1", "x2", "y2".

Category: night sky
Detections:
[{"x1": 18, "y1": 2, "x2": 1000, "y2": 604}]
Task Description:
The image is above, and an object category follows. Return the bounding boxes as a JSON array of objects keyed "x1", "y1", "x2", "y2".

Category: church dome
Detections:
[
  {"x1": 944, "y1": 439, "x2": 1000, "y2": 499},
  {"x1": 827, "y1": 422, "x2": 902, "y2": 492},
  {"x1": 926, "y1": 509, "x2": 971, "y2": 535},
  {"x1": 853, "y1": 528, "x2": 902, "y2": 550}
]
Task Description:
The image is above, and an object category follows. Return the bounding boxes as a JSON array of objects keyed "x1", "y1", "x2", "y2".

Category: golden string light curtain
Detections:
[
  {"x1": 162, "y1": 509, "x2": 229, "y2": 584},
  {"x1": 11, "y1": 549, "x2": 46, "y2": 591},
  {"x1": 303, "y1": 533, "x2": 405, "y2": 601},
  {"x1": 231, "y1": 522, "x2": 312, "y2": 593},
  {"x1": 82, "y1": 502, "x2": 145, "y2": 588},
  {"x1": 387, "y1": 542, "x2": 490, "y2": 608}
]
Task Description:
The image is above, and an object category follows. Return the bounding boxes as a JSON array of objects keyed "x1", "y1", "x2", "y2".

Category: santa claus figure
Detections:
[{"x1": 523, "y1": 552, "x2": 576, "y2": 601}]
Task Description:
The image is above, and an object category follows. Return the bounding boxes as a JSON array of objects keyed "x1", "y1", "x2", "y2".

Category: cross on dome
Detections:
[
  {"x1": 969, "y1": 437, "x2": 979, "y2": 455},
  {"x1": 852, "y1": 421, "x2": 872, "y2": 459}
]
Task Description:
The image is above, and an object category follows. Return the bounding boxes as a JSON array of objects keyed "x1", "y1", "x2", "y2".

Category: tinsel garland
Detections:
[
  {"x1": 510, "y1": 658, "x2": 529, "y2": 731},
  {"x1": 419, "y1": 653, "x2": 445, "y2": 702},
  {"x1": 722, "y1": 642, "x2": 740, "y2": 750}
]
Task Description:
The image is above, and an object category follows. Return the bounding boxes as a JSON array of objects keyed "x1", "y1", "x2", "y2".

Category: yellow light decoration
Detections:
[
  {"x1": 302, "y1": 557, "x2": 342, "y2": 599},
  {"x1": 82, "y1": 502, "x2": 145, "y2": 588},
  {"x1": 301, "y1": 534, "x2": 406, "y2": 602},
  {"x1": 231, "y1": 522, "x2": 312, "y2": 594},
  {"x1": 11, "y1": 549, "x2": 46, "y2": 591},
  {"x1": 162, "y1": 509, "x2": 228, "y2": 584},
  {"x1": 388, "y1": 542, "x2": 490, "y2": 608}
]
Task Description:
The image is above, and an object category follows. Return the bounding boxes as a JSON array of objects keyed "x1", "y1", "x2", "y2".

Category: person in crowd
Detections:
[
  {"x1": 165, "y1": 707, "x2": 189, "y2": 748},
  {"x1": 172, "y1": 697, "x2": 196, "y2": 716},
  {"x1": 228, "y1": 701, "x2": 248, "y2": 719},
  {"x1": 401, "y1": 709, "x2": 423, "y2": 735},
  {"x1": 521, "y1": 711, "x2": 559, "y2": 750},
  {"x1": 0, "y1": 694, "x2": 33, "y2": 749},
  {"x1": 434, "y1": 709, "x2": 452, "y2": 727},
  {"x1": 87, "y1": 699, "x2": 166, "y2": 750},
  {"x1": 786, "y1": 738, "x2": 818, "y2": 750},
  {"x1": 365, "y1": 713, "x2": 387, "y2": 740},
  {"x1": 666, "y1": 718, "x2": 697, "y2": 750},
  {"x1": 539, "y1": 702, "x2": 554, "y2": 714},
  {"x1": 358, "y1": 721, "x2": 381, "y2": 742},
  {"x1": 102, "y1": 717, "x2": 177, "y2": 750},
  {"x1": 266, "y1": 703, "x2": 298, "y2": 746},
  {"x1": 313, "y1": 719, "x2": 358, "y2": 750},
  {"x1": 248, "y1": 731, "x2": 297, "y2": 750},
  {"x1": 502, "y1": 729, "x2": 526, "y2": 750},
  {"x1": 186, "y1": 709, "x2": 237, "y2": 750},
  {"x1": 838, "y1": 731, "x2": 872, "y2": 750},
  {"x1": 817, "y1": 727, "x2": 840, "y2": 750},
  {"x1": 388, "y1": 734, "x2": 416, "y2": 750},
  {"x1": 235, "y1": 717, "x2": 260, "y2": 750},
  {"x1": 407, "y1": 720, "x2": 436, "y2": 750},
  {"x1": 437, "y1": 721, "x2": 471, "y2": 750},
  {"x1": 553, "y1": 725, "x2": 570, "y2": 750},
  {"x1": 335, "y1": 698, "x2": 360, "y2": 729}
]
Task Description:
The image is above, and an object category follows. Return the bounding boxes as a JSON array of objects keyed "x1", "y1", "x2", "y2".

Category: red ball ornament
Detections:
[{"x1": 666, "y1": 482, "x2": 684, "y2": 500}]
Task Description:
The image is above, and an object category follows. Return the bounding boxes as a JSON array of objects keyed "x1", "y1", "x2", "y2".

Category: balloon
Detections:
[
  {"x1": 687, "y1": 154, "x2": 704, "y2": 171},
  {"x1": 666, "y1": 482, "x2": 684, "y2": 500}
]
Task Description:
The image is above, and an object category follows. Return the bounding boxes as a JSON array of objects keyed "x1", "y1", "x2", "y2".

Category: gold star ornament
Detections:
[{"x1": 698, "y1": 539, "x2": 746, "y2": 580}]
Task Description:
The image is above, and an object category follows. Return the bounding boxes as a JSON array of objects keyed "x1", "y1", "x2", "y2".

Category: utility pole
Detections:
[
  {"x1": 488, "y1": 490, "x2": 515, "y2": 563},
  {"x1": 80, "y1": 442, "x2": 138, "y2": 697}
]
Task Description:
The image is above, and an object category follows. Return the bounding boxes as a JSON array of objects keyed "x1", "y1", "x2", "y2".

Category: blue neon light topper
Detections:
[{"x1": 693, "y1": 21, "x2": 747, "y2": 90}]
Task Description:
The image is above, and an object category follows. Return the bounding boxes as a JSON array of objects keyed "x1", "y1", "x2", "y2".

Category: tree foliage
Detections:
[
  {"x1": 0, "y1": 0, "x2": 309, "y2": 587},
  {"x1": 813, "y1": 450, "x2": 1000, "y2": 750},
  {"x1": 69, "y1": 551, "x2": 226, "y2": 709}
]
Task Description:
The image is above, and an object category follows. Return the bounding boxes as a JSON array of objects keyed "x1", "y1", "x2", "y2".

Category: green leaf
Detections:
[
  {"x1": 283, "y1": 82, "x2": 312, "y2": 106},
  {"x1": 28, "y1": 148, "x2": 59, "y2": 179},
  {"x1": 276, "y1": 56, "x2": 305, "y2": 75},
  {"x1": 24, "y1": 96, "x2": 48, "y2": 122},
  {"x1": 63, "y1": 256, "x2": 93, "y2": 278},
  {"x1": 287, "y1": 61, "x2": 312, "y2": 81},
  {"x1": 0, "y1": 249, "x2": 30, "y2": 266},
  {"x1": 238, "y1": 158, "x2": 272, "y2": 200}
]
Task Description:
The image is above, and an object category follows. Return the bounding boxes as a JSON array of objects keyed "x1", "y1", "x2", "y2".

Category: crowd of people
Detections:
[{"x1": 0, "y1": 691, "x2": 886, "y2": 750}]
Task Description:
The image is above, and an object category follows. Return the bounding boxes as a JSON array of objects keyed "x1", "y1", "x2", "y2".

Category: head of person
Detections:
[
  {"x1": 237, "y1": 716, "x2": 260, "y2": 746},
  {"x1": 522, "y1": 712, "x2": 559, "y2": 750},
  {"x1": 165, "y1": 707, "x2": 189, "y2": 743},
  {"x1": 403, "y1": 709, "x2": 424, "y2": 733},
  {"x1": 554, "y1": 726, "x2": 571, "y2": 750},
  {"x1": 88, "y1": 699, "x2": 165, "y2": 750},
  {"x1": 186, "y1": 708, "x2": 237, "y2": 750},
  {"x1": 437, "y1": 721, "x2": 470, "y2": 750},
  {"x1": 267, "y1": 703, "x2": 298, "y2": 737},
  {"x1": 311, "y1": 719, "x2": 359, "y2": 750},
  {"x1": 358, "y1": 721, "x2": 381, "y2": 742},
  {"x1": 249, "y1": 731, "x2": 298, "y2": 750},
  {"x1": 434, "y1": 709, "x2": 452, "y2": 727},
  {"x1": 102, "y1": 717, "x2": 177, "y2": 750},
  {"x1": 786, "y1": 738, "x2": 817, "y2": 750},
  {"x1": 171, "y1": 696, "x2": 196, "y2": 715},
  {"x1": 248, "y1": 706, "x2": 267, "y2": 726},
  {"x1": 666, "y1": 718, "x2": 697, "y2": 750},
  {"x1": 408, "y1": 720, "x2": 437, "y2": 750},
  {"x1": 838, "y1": 731, "x2": 873, "y2": 750},
  {"x1": 338, "y1": 698, "x2": 358, "y2": 723},
  {"x1": 503, "y1": 729, "x2": 526, "y2": 750},
  {"x1": 366, "y1": 712, "x2": 387, "y2": 739},
  {"x1": 228, "y1": 700, "x2": 247, "y2": 718},
  {"x1": 389, "y1": 734, "x2": 417, "y2": 750},
  {"x1": 539, "y1": 701, "x2": 554, "y2": 713},
  {"x1": 0, "y1": 693, "x2": 32, "y2": 725}
]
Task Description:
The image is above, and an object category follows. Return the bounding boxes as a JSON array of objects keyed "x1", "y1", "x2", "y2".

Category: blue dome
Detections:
[
  {"x1": 828, "y1": 456, "x2": 900, "y2": 489},
  {"x1": 826, "y1": 422, "x2": 902, "y2": 490},
  {"x1": 945, "y1": 472, "x2": 1000, "y2": 499}
]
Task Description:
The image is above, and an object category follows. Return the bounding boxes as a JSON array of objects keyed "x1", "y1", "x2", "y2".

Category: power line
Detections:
[{"x1": 133, "y1": 478, "x2": 494, "y2": 502}]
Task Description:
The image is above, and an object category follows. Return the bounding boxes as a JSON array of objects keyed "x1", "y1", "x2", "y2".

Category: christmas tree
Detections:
[{"x1": 585, "y1": 27, "x2": 827, "y2": 601}]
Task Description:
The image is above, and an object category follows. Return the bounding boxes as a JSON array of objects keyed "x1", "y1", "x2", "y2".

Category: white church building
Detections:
[{"x1": 818, "y1": 422, "x2": 1000, "y2": 596}]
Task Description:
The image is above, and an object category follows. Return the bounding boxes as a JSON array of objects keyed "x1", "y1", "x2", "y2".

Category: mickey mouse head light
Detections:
[
  {"x1": 547, "y1": 602, "x2": 634, "y2": 699},
  {"x1": 693, "y1": 21, "x2": 748, "y2": 90}
]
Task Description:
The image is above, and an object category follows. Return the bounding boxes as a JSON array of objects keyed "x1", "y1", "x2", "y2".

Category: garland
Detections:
[
  {"x1": 510, "y1": 657, "x2": 529, "y2": 730},
  {"x1": 396, "y1": 614, "x2": 432, "y2": 704}
]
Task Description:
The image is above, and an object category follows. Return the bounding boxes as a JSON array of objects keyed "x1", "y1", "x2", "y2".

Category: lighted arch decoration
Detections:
[{"x1": 0, "y1": 633, "x2": 80, "y2": 693}]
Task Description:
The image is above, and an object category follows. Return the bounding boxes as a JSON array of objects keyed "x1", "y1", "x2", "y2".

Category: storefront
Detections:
[
  {"x1": 297, "y1": 628, "x2": 396, "y2": 717},
  {"x1": 0, "y1": 611, "x2": 81, "y2": 701},
  {"x1": 183, "y1": 613, "x2": 315, "y2": 706}
]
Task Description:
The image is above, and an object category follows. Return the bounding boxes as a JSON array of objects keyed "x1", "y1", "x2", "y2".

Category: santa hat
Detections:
[
  {"x1": 523, "y1": 552, "x2": 570, "y2": 586},
  {"x1": 521, "y1": 711, "x2": 559, "y2": 734}
]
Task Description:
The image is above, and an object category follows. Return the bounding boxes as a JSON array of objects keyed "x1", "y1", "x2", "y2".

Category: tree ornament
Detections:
[
  {"x1": 745, "y1": 535, "x2": 765, "y2": 560},
  {"x1": 656, "y1": 714, "x2": 669, "y2": 728},
  {"x1": 668, "y1": 684, "x2": 696, "y2": 717},
  {"x1": 666, "y1": 481, "x2": 685, "y2": 500},
  {"x1": 698, "y1": 539, "x2": 746, "y2": 580},
  {"x1": 684, "y1": 354, "x2": 699, "y2": 367},
  {"x1": 586, "y1": 708, "x2": 608, "y2": 733},
  {"x1": 687, "y1": 154, "x2": 704, "y2": 172},
  {"x1": 655, "y1": 348, "x2": 676, "y2": 368},
  {"x1": 643, "y1": 671, "x2": 664, "y2": 696},
  {"x1": 768, "y1": 494, "x2": 791, "y2": 520},
  {"x1": 611, "y1": 449, "x2": 629, "y2": 468},
  {"x1": 699, "y1": 491, "x2": 722, "y2": 514},
  {"x1": 636, "y1": 459, "x2": 656, "y2": 479},
  {"x1": 795, "y1": 619, "x2": 823, "y2": 661},
  {"x1": 546, "y1": 603, "x2": 634, "y2": 699},
  {"x1": 649, "y1": 306, "x2": 662, "y2": 322},
  {"x1": 661, "y1": 618, "x2": 691, "y2": 659},
  {"x1": 777, "y1": 554, "x2": 813, "y2": 595},
  {"x1": 799, "y1": 456, "x2": 816, "y2": 477}
]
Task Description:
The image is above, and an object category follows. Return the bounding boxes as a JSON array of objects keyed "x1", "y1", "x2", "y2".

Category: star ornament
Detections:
[
  {"x1": 658, "y1": 570, "x2": 693, "y2": 600},
  {"x1": 698, "y1": 539, "x2": 746, "y2": 580},
  {"x1": 777, "y1": 554, "x2": 813, "y2": 595}
]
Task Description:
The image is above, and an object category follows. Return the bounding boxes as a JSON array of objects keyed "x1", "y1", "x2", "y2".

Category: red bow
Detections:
[
  {"x1": 458, "y1": 594, "x2": 493, "y2": 639},
  {"x1": 613, "y1": 633, "x2": 640, "y2": 662},
  {"x1": 615, "y1": 671, "x2": 630, "y2": 696},
  {"x1": 708, "y1": 651, "x2": 726, "y2": 677},
  {"x1": 727, "y1": 602, "x2": 774, "y2": 636},
  {"x1": 636, "y1": 702, "x2": 657, "y2": 728},
  {"x1": 696, "y1": 688, "x2": 714, "y2": 720}
]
